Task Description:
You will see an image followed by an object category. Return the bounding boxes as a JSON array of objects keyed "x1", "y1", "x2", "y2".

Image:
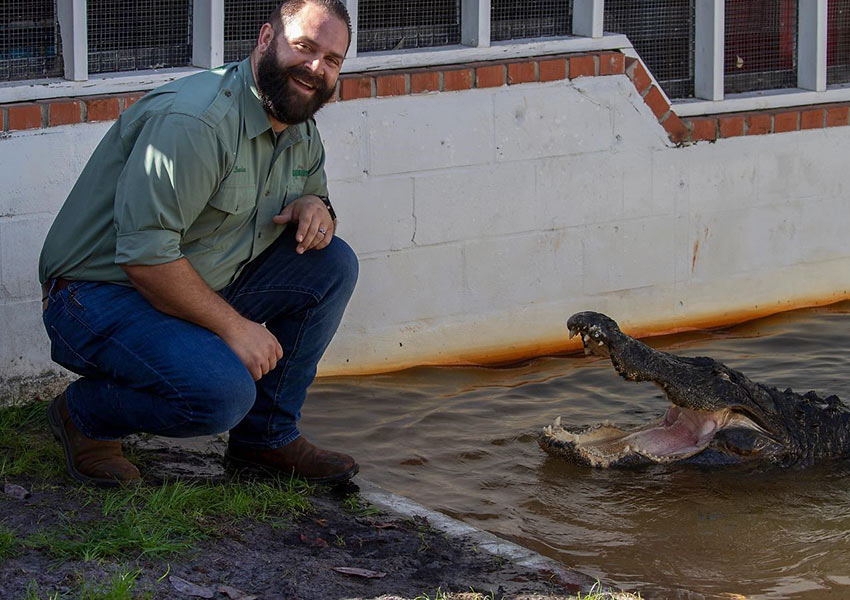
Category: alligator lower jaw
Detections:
[{"x1": 540, "y1": 406, "x2": 743, "y2": 467}]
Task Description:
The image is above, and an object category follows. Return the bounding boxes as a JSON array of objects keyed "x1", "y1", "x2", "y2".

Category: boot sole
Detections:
[
  {"x1": 224, "y1": 450, "x2": 359, "y2": 485},
  {"x1": 47, "y1": 398, "x2": 137, "y2": 489}
]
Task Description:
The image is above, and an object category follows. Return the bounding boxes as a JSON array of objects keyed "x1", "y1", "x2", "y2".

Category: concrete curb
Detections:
[{"x1": 357, "y1": 478, "x2": 598, "y2": 592}]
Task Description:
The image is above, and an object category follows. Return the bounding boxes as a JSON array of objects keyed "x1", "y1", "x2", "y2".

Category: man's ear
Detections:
[{"x1": 257, "y1": 22, "x2": 276, "y2": 54}]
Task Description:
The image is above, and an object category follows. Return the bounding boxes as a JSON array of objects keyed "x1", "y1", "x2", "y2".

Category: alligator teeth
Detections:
[
  {"x1": 597, "y1": 340, "x2": 605, "y2": 346},
  {"x1": 582, "y1": 334, "x2": 591, "y2": 345},
  {"x1": 554, "y1": 416, "x2": 562, "y2": 428},
  {"x1": 568, "y1": 326, "x2": 577, "y2": 339}
]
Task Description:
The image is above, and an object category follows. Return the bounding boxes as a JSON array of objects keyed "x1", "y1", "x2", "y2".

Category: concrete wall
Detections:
[{"x1": 2, "y1": 67, "x2": 849, "y2": 402}]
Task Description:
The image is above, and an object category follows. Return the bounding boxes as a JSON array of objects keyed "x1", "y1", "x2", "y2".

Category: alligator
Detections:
[{"x1": 539, "y1": 311, "x2": 850, "y2": 468}]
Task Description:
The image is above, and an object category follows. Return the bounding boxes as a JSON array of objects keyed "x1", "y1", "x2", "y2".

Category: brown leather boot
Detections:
[
  {"x1": 226, "y1": 436, "x2": 358, "y2": 484},
  {"x1": 47, "y1": 391, "x2": 141, "y2": 487}
]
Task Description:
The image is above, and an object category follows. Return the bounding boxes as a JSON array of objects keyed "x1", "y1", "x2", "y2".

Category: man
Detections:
[{"x1": 38, "y1": 0, "x2": 358, "y2": 487}]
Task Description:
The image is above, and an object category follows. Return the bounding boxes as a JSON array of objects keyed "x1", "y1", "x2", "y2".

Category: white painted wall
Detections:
[{"x1": 2, "y1": 72, "x2": 849, "y2": 402}]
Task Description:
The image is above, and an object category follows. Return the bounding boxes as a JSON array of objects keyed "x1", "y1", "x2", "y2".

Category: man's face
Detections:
[{"x1": 256, "y1": 3, "x2": 348, "y2": 125}]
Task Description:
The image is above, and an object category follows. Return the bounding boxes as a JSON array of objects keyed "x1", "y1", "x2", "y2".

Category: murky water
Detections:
[{"x1": 301, "y1": 303, "x2": 850, "y2": 599}]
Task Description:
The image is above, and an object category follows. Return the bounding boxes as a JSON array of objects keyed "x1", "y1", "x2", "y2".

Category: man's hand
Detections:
[
  {"x1": 218, "y1": 319, "x2": 283, "y2": 381},
  {"x1": 123, "y1": 259, "x2": 283, "y2": 381},
  {"x1": 273, "y1": 194, "x2": 335, "y2": 254}
]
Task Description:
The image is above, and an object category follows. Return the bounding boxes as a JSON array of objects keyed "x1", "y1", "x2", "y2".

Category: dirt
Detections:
[{"x1": 0, "y1": 439, "x2": 592, "y2": 600}]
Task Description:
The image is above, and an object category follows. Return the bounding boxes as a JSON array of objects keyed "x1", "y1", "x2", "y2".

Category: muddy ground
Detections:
[{"x1": 0, "y1": 437, "x2": 599, "y2": 600}]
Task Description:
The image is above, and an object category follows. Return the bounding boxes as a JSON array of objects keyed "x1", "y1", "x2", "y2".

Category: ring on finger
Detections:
[{"x1": 318, "y1": 227, "x2": 327, "y2": 236}]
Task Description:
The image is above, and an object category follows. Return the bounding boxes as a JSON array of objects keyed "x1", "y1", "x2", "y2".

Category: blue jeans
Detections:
[{"x1": 41, "y1": 227, "x2": 358, "y2": 449}]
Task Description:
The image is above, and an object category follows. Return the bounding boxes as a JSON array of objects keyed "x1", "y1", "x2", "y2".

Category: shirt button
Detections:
[
  {"x1": 224, "y1": 90, "x2": 232, "y2": 97},
  {"x1": 265, "y1": 190, "x2": 270, "y2": 196}
]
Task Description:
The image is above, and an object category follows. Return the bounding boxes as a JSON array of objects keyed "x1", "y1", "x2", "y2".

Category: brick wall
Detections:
[{"x1": 2, "y1": 51, "x2": 848, "y2": 143}]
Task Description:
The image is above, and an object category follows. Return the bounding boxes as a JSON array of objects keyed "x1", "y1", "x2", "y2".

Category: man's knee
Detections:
[
  {"x1": 325, "y1": 236, "x2": 359, "y2": 297},
  {"x1": 183, "y1": 369, "x2": 256, "y2": 435}
]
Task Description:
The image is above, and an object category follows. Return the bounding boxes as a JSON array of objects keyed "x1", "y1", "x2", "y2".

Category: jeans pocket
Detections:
[{"x1": 48, "y1": 324, "x2": 101, "y2": 377}]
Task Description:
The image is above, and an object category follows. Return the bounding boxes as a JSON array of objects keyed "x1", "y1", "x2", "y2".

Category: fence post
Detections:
[
  {"x1": 462, "y1": 0, "x2": 491, "y2": 48},
  {"x1": 56, "y1": 0, "x2": 88, "y2": 81},
  {"x1": 798, "y1": 0, "x2": 827, "y2": 91},
  {"x1": 193, "y1": 0, "x2": 224, "y2": 69},
  {"x1": 573, "y1": 0, "x2": 604, "y2": 38},
  {"x1": 695, "y1": 0, "x2": 724, "y2": 100}
]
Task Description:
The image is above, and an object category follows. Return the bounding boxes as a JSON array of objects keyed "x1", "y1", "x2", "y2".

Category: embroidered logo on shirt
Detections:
[
  {"x1": 291, "y1": 169, "x2": 309, "y2": 177},
  {"x1": 233, "y1": 166, "x2": 247, "y2": 173}
]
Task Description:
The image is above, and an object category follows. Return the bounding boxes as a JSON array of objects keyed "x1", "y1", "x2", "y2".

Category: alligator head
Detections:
[{"x1": 539, "y1": 312, "x2": 849, "y2": 467}]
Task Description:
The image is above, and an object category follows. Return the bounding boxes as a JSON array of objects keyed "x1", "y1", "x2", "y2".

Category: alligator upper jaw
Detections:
[{"x1": 540, "y1": 406, "x2": 766, "y2": 467}]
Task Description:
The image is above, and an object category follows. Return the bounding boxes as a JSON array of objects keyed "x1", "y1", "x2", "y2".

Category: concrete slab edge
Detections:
[{"x1": 356, "y1": 478, "x2": 598, "y2": 591}]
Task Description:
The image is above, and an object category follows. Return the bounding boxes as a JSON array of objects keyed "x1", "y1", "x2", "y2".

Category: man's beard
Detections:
[{"x1": 256, "y1": 46, "x2": 335, "y2": 125}]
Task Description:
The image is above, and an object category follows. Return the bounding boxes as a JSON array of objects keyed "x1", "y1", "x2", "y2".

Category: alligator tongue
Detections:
[
  {"x1": 622, "y1": 406, "x2": 719, "y2": 459},
  {"x1": 578, "y1": 406, "x2": 721, "y2": 461}
]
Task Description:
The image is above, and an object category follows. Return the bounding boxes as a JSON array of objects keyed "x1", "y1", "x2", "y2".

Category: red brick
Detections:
[
  {"x1": 661, "y1": 112, "x2": 688, "y2": 144},
  {"x1": 85, "y1": 96, "x2": 120, "y2": 122},
  {"x1": 46, "y1": 99, "x2": 83, "y2": 127},
  {"x1": 718, "y1": 114, "x2": 745, "y2": 138},
  {"x1": 773, "y1": 110, "x2": 800, "y2": 133},
  {"x1": 801, "y1": 108, "x2": 824, "y2": 130},
  {"x1": 598, "y1": 52, "x2": 625, "y2": 76},
  {"x1": 119, "y1": 92, "x2": 145, "y2": 111},
  {"x1": 376, "y1": 73, "x2": 406, "y2": 97},
  {"x1": 507, "y1": 61, "x2": 536, "y2": 85},
  {"x1": 339, "y1": 76, "x2": 373, "y2": 100},
  {"x1": 746, "y1": 113, "x2": 771, "y2": 135},
  {"x1": 442, "y1": 68, "x2": 473, "y2": 91},
  {"x1": 689, "y1": 117, "x2": 717, "y2": 142},
  {"x1": 625, "y1": 57, "x2": 652, "y2": 94},
  {"x1": 7, "y1": 103, "x2": 42, "y2": 130},
  {"x1": 475, "y1": 64, "x2": 505, "y2": 88},
  {"x1": 410, "y1": 71, "x2": 440, "y2": 94},
  {"x1": 643, "y1": 86, "x2": 669, "y2": 120},
  {"x1": 569, "y1": 55, "x2": 596, "y2": 79},
  {"x1": 538, "y1": 58, "x2": 567, "y2": 82},
  {"x1": 0, "y1": 109, "x2": 4, "y2": 131},
  {"x1": 826, "y1": 105, "x2": 850, "y2": 127}
]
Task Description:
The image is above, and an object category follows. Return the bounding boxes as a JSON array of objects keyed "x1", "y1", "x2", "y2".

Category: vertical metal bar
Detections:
[
  {"x1": 694, "y1": 0, "x2": 724, "y2": 100},
  {"x1": 462, "y1": 0, "x2": 491, "y2": 48},
  {"x1": 572, "y1": 0, "x2": 604, "y2": 39},
  {"x1": 56, "y1": 0, "x2": 88, "y2": 81},
  {"x1": 192, "y1": 0, "x2": 224, "y2": 69},
  {"x1": 798, "y1": 0, "x2": 827, "y2": 91},
  {"x1": 342, "y1": 0, "x2": 358, "y2": 57}
]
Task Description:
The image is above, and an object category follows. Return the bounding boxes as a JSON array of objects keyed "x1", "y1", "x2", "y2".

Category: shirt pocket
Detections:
[
  {"x1": 282, "y1": 178, "x2": 306, "y2": 208},
  {"x1": 187, "y1": 181, "x2": 257, "y2": 249}
]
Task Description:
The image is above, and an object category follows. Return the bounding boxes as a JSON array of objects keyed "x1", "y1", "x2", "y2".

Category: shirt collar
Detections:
[{"x1": 238, "y1": 58, "x2": 273, "y2": 140}]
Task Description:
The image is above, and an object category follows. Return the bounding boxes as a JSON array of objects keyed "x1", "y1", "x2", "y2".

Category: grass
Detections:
[
  {"x1": 0, "y1": 401, "x2": 65, "y2": 479},
  {"x1": 0, "y1": 401, "x2": 314, "y2": 566},
  {"x1": 22, "y1": 568, "x2": 149, "y2": 600},
  {"x1": 0, "y1": 522, "x2": 18, "y2": 559},
  {"x1": 27, "y1": 477, "x2": 314, "y2": 561}
]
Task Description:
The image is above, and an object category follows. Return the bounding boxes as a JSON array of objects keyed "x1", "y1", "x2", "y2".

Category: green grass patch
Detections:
[
  {"x1": 0, "y1": 401, "x2": 65, "y2": 479},
  {"x1": 28, "y1": 478, "x2": 313, "y2": 562},
  {"x1": 0, "y1": 522, "x2": 19, "y2": 559}
]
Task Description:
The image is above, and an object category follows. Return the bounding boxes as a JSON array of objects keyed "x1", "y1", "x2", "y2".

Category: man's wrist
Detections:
[{"x1": 315, "y1": 194, "x2": 337, "y2": 221}]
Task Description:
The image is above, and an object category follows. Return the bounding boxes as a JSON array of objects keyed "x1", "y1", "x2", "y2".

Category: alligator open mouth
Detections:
[
  {"x1": 538, "y1": 311, "x2": 776, "y2": 467},
  {"x1": 541, "y1": 407, "x2": 764, "y2": 467}
]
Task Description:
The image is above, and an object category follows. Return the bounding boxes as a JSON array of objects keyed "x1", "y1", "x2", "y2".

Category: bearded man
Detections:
[{"x1": 38, "y1": 0, "x2": 358, "y2": 487}]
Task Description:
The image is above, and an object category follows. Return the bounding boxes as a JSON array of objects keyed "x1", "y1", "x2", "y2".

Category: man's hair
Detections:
[{"x1": 267, "y1": 0, "x2": 352, "y2": 50}]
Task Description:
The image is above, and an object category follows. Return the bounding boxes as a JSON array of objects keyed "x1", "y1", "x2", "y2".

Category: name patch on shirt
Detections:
[{"x1": 291, "y1": 169, "x2": 309, "y2": 177}]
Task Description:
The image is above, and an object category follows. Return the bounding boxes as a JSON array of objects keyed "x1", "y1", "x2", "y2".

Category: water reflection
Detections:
[{"x1": 301, "y1": 302, "x2": 850, "y2": 599}]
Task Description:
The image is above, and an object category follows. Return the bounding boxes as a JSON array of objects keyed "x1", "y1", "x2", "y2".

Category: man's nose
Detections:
[{"x1": 305, "y1": 56, "x2": 324, "y2": 76}]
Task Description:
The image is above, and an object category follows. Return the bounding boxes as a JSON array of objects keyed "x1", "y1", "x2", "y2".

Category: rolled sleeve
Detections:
[
  {"x1": 115, "y1": 229, "x2": 183, "y2": 266},
  {"x1": 113, "y1": 113, "x2": 225, "y2": 266}
]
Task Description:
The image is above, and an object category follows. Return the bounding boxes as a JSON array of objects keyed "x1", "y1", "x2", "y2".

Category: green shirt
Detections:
[{"x1": 39, "y1": 58, "x2": 329, "y2": 291}]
